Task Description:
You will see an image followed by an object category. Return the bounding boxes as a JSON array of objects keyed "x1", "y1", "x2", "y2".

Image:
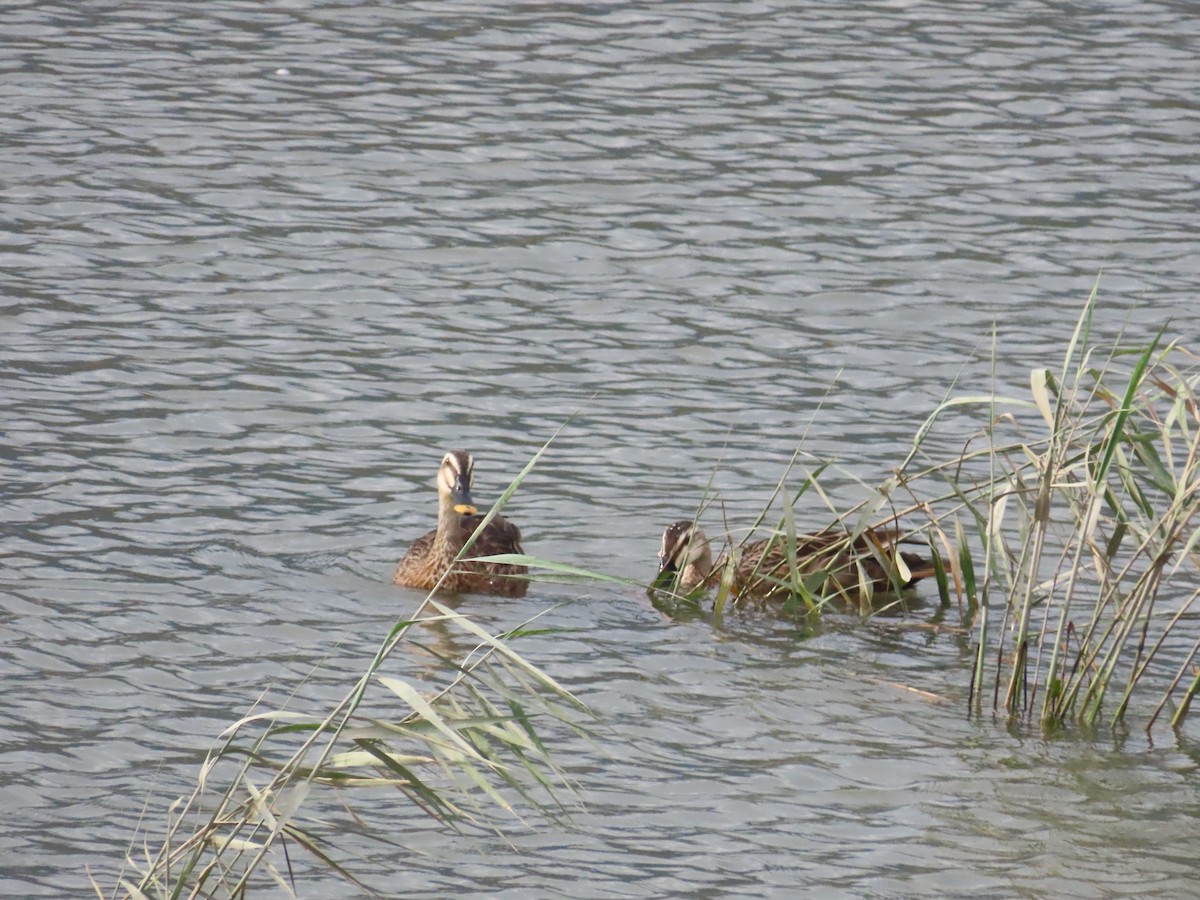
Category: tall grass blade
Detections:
[{"x1": 114, "y1": 436, "x2": 597, "y2": 897}]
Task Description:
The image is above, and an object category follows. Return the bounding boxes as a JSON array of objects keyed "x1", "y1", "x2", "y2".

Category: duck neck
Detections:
[
  {"x1": 435, "y1": 497, "x2": 465, "y2": 563},
  {"x1": 680, "y1": 549, "x2": 716, "y2": 590}
]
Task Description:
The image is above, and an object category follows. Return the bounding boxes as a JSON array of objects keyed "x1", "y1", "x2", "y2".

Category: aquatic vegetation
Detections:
[
  {"x1": 108, "y1": 446, "x2": 592, "y2": 899},
  {"x1": 652, "y1": 283, "x2": 1200, "y2": 732},
  {"x1": 107, "y1": 286, "x2": 1199, "y2": 897},
  {"x1": 879, "y1": 282, "x2": 1199, "y2": 731}
]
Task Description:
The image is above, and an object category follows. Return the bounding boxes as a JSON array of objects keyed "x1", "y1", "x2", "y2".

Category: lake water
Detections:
[{"x1": 3, "y1": 0, "x2": 1199, "y2": 896}]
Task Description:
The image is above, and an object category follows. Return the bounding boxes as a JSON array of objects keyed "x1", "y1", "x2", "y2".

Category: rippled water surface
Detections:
[{"x1": 4, "y1": 0, "x2": 1199, "y2": 896}]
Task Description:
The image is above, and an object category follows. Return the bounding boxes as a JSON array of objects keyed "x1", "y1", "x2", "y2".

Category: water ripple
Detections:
[{"x1": 4, "y1": 0, "x2": 1199, "y2": 895}]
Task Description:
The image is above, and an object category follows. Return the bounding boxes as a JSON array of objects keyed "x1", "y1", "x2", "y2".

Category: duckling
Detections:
[
  {"x1": 393, "y1": 450, "x2": 528, "y2": 597},
  {"x1": 657, "y1": 520, "x2": 935, "y2": 600}
]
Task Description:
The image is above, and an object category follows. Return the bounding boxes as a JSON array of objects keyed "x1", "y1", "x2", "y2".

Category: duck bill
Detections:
[
  {"x1": 451, "y1": 479, "x2": 478, "y2": 516},
  {"x1": 652, "y1": 559, "x2": 680, "y2": 592}
]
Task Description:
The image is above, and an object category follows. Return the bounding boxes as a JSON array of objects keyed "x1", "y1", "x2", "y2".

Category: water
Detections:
[{"x1": 3, "y1": 0, "x2": 1199, "y2": 895}]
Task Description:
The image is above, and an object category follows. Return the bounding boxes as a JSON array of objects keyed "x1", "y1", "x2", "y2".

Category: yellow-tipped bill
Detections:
[{"x1": 450, "y1": 478, "x2": 477, "y2": 516}]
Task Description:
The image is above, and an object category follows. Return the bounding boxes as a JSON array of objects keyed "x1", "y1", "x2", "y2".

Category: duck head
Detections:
[
  {"x1": 658, "y1": 520, "x2": 713, "y2": 588},
  {"x1": 438, "y1": 450, "x2": 478, "y2": 516}
]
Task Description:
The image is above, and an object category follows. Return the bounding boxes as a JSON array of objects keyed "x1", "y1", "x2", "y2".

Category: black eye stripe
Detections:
[{"x1": 663, "y1": 522, "x2": 697, "y2": 559}]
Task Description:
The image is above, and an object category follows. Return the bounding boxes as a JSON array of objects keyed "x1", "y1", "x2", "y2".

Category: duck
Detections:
[
  {"x1": 393, "y1": 450, "x2": 528, "y2": 597},
  {"x1": 657, "y1": 519, "x2": 935, "y2": 601}
]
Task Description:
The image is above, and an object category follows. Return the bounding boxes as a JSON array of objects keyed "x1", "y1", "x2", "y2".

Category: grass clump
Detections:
[
  {"x1": 892, "y1": 285, "x2": 1200, "y2": 730},
  {"x1": 652, "y1": 284, "x2": 1200, "y2": 732}
]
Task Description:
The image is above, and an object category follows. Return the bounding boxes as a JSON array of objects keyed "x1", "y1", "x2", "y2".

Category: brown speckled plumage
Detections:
[
  {"x1": 393, "y1": 450, "x2": 528, "y2": 597},
  {"x1": 658, "y1": 520, "x2": 934, "y2": 600}
]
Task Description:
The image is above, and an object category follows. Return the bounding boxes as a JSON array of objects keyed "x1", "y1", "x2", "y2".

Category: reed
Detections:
[
  {"x1": 650, "y1": 285, "x2": 1200, "y2": 731},
  {"x1": 106, "y1": 444, "x2": 594, "y2": 899},
  {"x1": 108, "y1": 288, "x2": 1200, "y2": 897},
  {"x1": 889, "y1": 285, "x2": 1200, "y2": 730}
]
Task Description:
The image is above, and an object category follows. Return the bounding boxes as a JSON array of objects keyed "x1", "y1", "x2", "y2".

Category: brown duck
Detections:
[
  {"x1": 393, "y1": 450, "x2": 528, "y2": 597},
  {"x1": 657, "y1": 520, "x2": 935, "y2": 600}
]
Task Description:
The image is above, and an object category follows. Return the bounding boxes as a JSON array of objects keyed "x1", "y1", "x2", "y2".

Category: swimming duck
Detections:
[
  {"x1": 657, "y1": 519, "x2": 935, "y2": 600},
  {"x1": 393, "y1": 450, "x2": 528, "y2": 597}
]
